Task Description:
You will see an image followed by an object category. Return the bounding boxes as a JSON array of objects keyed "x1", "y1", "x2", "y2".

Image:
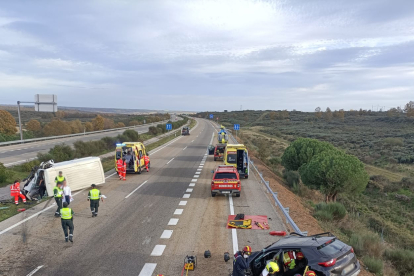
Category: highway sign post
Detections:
[
  {"x1": 209, "y1": 114, "x2": 213, "y2": 119},
  {"x1": 234, "y1": 124, "x2": 240, "y2": 140},
  {"x1": 17, "y1": 94, "x2": 58, "y2": 141},
  {"x1": 166, "y1": 123, "x2": 172, "y2": 131}
]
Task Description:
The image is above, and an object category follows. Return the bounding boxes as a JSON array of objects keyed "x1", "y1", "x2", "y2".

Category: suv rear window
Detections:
[
  {"x1": 317, "y1": 239, "x2": 347, "y2": 255},
  {"x1": 215, "y1": 173, "x2": 237, "y2": 179}
]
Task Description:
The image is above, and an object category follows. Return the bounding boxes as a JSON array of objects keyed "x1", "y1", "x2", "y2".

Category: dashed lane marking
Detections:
[
  {"x1": 189, "y1": 183, "x2": 195, "y2": 187},
  {"x1": 160, "y1": 230, "x2": 173, "y2": 239},
  {"x1": 168, "y1": 218, "x2": 179, "y2": 225},
  {"x1": 174, "y1": 209, "x2": 184, "y2": 215},
  {"x1": 186, "y1": 189, "x2": 193, "y2": 193},
  {"x1": 150, "y1": 245, "x2": 166, "y2": 256},
  {"x1": 183, "y1": 194, "x2": 191, "y2": 198},
  {"x1": 26, "y1": 265, "x2": 44, "y2": 276},
  {"x1": 179, "y1": 201, "x2": 187, "y2": 206},
  {"x1": 166, "y1": 157, "x2": 174, "y2": 164},
  {"x1": 139, "y1": 263, "x2": 157, "y2": 276},
  {"x1": 195, "y1": 172, "x2": 201, "y2": 175},
  {"x1": 191, "y1": 179, "x2": 198, "y2": 182},
  {"x1": 194, "y1": 175, "x2": 199, "y2": 178}
]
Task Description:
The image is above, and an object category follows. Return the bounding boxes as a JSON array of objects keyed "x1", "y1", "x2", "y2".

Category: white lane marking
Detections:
[
  {"x1": 183, "y1": 146, "x2": 187, "y2": 150},
  {"x1": 139, "y1": 263, "x2": 157, "y2": 276},
  {"x1": 186, "y1": 188, "x2": 193, "y2": 193},
  {"x1": 229, "y1": 195, "x2": 239, "y2": 254},
  {"x1": 150, "y1": 245, "x2": 166, "y2": 256},
  {"x1": 150, "y1": 136, "x2": 183, "y2": 155},
  {"x1": 0, "y1": 172, "x2": 117, "y2": 236},
  {"x1": 26, "y1": 265, "x2": 44, "y2": 276},
  {"x1": 204, "y1": 154, "x2": 207, "y2": 156},
  {"x1": 168, "y1": 218, "x2": 179, "y2": 225},
  {"x1": 125, "y1": 180, "x2": 148, "y2": 198},
  {"x1": 197, "y1": 169, "x2": 202, "y2": 171},
  {"x1": 179, "y1": 201, "x2": 187, "y2": 206},
  {"x1": 183, "y1": 194, "x2": 191, "y2": 198},
  {"x1": 191, "y1": 179, "x2": 198, "y2": 182},
  {"x1": 174, "y1": 209, "x2": 183, "y2": 215},
  {"x1": 161, "y1": 230, "x2": 173, "y2": 239},
  {"x1": 166, "y1": 158, "x2": 174, "y2": 164},
  {"x1": 191, "y1": 140, "x2": 194, "y2": 142},
  {"x1": 195, "y1": 172, "x2": 201, "y2": 175},
  {"x1": 194, "y1": 175, "x2": 199, "y2": 178},
  {"x1": 200, "y1": 163, "x2": 205, "y2": 165},
  {"x1": 198, "y1": 166, "x2": 203, "y2": 168},
  {"x1": 189, "y1": 183, "x2": 195, "y2": 187}
]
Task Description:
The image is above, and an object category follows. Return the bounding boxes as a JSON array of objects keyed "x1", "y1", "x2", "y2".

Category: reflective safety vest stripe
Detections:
[
  {"x1": 61, "y1": 208, "x2": 72, "y2": 219},
  {"x1": 117, "y1": 160, "x2": 123, "y2": 169},
  {"x1": 90, "y1": 189, "x2": 100, "y2": 200},
  {"x1": 55, "y1": 176, "x2": 65, "y2": 184},
  {"x1": 53, "y1": 187, "x2": 63, "y2": 197}
]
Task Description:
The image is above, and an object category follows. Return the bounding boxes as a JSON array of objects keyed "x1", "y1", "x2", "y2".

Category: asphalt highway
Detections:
[
  {"x1": 0, "y1": 119, "x2": 287, "y2": 276},
  {"x1": 0, "y1": 120, "x2": 169, "y2": 167}
]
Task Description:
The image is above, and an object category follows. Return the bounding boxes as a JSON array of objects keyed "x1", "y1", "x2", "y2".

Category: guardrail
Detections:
[
  {"x1": 218, "y1": 122, "x2": 307, "y2": 236},
  {"x1": 0, "y1": 119, "x2": 172, "y2": 147}
]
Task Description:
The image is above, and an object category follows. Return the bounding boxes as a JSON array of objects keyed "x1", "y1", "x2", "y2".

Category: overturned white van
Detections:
[{"x1": 23, "y1": 157, "x2": 105, "y2": 199}]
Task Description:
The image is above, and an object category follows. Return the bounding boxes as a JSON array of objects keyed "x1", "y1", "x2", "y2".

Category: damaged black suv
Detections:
[{"x1": 248, "y1": 232, "x2": 360, "y2": 276}]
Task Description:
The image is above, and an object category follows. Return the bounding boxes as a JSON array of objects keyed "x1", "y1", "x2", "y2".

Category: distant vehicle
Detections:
[
  {"x1": 211, "y1": 165, "x2": 241, "y2": 197},
  {"x1": 224, "y1": 144, "x2": 249, "y2": 178},
  {"x1": 248, "y1": 232, "x2": 360, "y2": 276},
  {"x1": 115, "y1": 142, "x2": 149, "y2": 174},
  {"x1": 182, "y1": 126, "x2": 190, "y2": 135},
  {"x1": 208, "y1": 145, "x2": 215, "y2": 155},
  {"x1": 214, "y1": 144, "x2": 226, "y2": 161},
  {"x1": 23, "y1": 157, "x2": 105, "y2": 199}
]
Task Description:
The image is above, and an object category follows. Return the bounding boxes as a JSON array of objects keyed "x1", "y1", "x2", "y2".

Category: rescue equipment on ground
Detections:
[
  {"x1": 204, "y1": 250, "x2": 211, "y2": 258},
  {"x1": 270, "y1": 231, "x2": 287, "y2": 236},
  {"x1": 224, "y1": 252, "x2": 230, "y2": 262},
  {"x1": 228, "y1": 219, "x2": 252, "y2": 229}
]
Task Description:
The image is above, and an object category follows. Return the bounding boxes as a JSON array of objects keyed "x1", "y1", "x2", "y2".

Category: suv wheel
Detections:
[
  {"x1": 235, "y1": 193, "x2": 240, "y2": 197},
  {"x1": 211, "y1": 192, "x2": 216, "y2": 197}
]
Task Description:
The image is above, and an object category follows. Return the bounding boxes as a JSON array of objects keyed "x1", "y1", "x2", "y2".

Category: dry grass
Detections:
[{"x1": 365, "y1": 164, "x2": 403, "y2": 182}]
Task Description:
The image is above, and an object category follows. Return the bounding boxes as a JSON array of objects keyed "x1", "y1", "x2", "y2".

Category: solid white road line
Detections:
[
  {"x1": 26, "y1": 265, "x2": 44, "y2": 276},
  {"x1": 125, "y1": 180, "x2": 148, "y2": 199},
  {"x1": 160, "y1": 230, "x2": 173, "y2": 239},
  {"x1": 229, "y1": 196, "x2": 239, "y2": 254},
  {"x1": 186, "y1": 188, "x2": 193, "y2": 193},
  {"x1": 179, "y1": 201, "x2": 187, "y2": 206},
  {"x1": 139, "y1": 263, "x2": 157, "y2": 276},
  {"x1": 168, "y1": 218, "x2": 179, "y2": 225},
  {"x1": 150, "y1": 245, "x2": 166, "y2": 256},
  {"x1": 183, "y1": 194, "x2": 191, "y2": 198},
  {"x1": 174, "y1": 209, "x2": 184, "y2": 215},
  {"x1": 166, "y1": 157, "x2": 174, "y2": 164}
]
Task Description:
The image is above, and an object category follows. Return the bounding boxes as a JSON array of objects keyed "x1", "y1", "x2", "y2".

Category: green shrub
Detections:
[
  {"x1": 74, "y1": 140, "x2": 106, "y2": 157},
  {"x1": 349, "y1": 233, "x2": 383, "y2": 258},
  {"x1": 101, "y1": 136, "x2": 117, "y2": 150},
  {"x1": 149, "y1": 126, "x2": 158, "y2": 135},
  {"x1": 0, "y1": 163, "x2": 13, "y2": 184},
  {"x1": 37, "y1": 144, "x2": 75, "y2": 163},
  {"x1": 123, "y1": 129, "x2": 139, "y2": 141},
  {"x1": 269, "y1": 157, "x2": 281, "y2": 165},
  {"x1": 383, "y1": 137, "x2": 404, "y2": 147},
  {"x1": 14, "y1": 160, "x2": 41, "y2": 173},
  {"x1": 314, "y1": 202, "x2": 346, "y2": 220},
  {"x1": 283, "y1": 170, "x2": 300, "y2": 187},
  {"x1": 362, "y1": 256, "x2": 383, "y2": 274},
  {"x1": 314, "y1": 209, "x2": 333, "y2": 221},
  {"x1": 384, "y1": 249, "x2": 414, "y2": 275}
]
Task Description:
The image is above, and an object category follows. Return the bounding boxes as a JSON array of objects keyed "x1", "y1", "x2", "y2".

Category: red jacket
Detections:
[
  {"x1": 144, "y1": 156, "x2": 150, "y2": 164},
  {"x1": 10, "y1": 182, "x2": 21, "y2": 196},
  {"x1": 117, "y1": 159, "x2": 123, "y2": 170}
]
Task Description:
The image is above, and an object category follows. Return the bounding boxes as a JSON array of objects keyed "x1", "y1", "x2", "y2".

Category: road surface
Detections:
[
  {"x1": 0, "y1": 119, "x2": 287, "y2": 276},
  {"x1": 0, "y1": 120, "x2": 169, "y2": 167}
]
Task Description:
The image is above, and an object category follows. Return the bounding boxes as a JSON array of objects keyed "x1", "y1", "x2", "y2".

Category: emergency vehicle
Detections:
[
  {"x1": 214, "y1": 144, "x2": 226, "y2": 161},
  {"x1": 115, "y1": 142, "x2": 149, "y2": 174},
  {"x1": 224, "y1": 144, "x2": 249, "y2": 178},
  {"x1": 211, "y1": 165, "x2": 241, "y2": 197}
]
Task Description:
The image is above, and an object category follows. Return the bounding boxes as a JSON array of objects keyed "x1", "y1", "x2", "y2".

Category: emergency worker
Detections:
[
  {"x1": 305, "y1": 271, "x2": 316, "y2": 276},
  {"x1": 60, "y1": 202, "x2": 74, "y2": 242},
  {"x1": 53, "y1": 182, "x2": 64, "y2": 216},
  {"x1": 233, "y1": 246, "x2": 252, "y2": 276},
  {"x1": 117, "y1": 158, "x2": 124, "y2": 180},
  {"x1": 144, "y1": 153, "x2": 150, "y2": 172},
  {"x1": 261, "y1": 261, "x2": 279, "y2": 276},
  {"x1": 88, "y1": 184, "x2": 103, "y2": 217},
  {"x1": 10, "y1": 180, "x2": 26, "y2": 205},
  {"x1": 122, "y1": 157, "x2": 127, "y2": 180},
  {"x1": 55, "y1": 171, "x2": 66, "y2": 186}
]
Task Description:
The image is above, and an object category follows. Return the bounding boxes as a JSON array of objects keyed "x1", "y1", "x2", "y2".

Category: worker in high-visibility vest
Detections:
[
  {"x1": 60, "y1": 202, "x2": 74, "y2": 242},
  {"x1": 55, "y1": 171, "x2": 66, "y2": 186},
  {"x1": 10, "y1": 180, "x2": 26, "y2": 205},
  {"x1": 144, "y1": 153, "x2": 150, "y2": 172},
  {"x1": 53, "y1": 182, "x2": 64, "y2": 216},
  {"x1": 88, "y1": 184, "x2": 103, "y2": 217},
  {"x1": 116, "y1": 158, "x2": 124, "y2": 180},
  {"x1": 122, "y1": 157, "x2": 127, "y2": 180}
]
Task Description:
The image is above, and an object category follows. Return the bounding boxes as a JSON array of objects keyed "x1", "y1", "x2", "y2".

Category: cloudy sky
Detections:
[{"x1": 0, "y1": 0, "x2": 413, "y2": 111}]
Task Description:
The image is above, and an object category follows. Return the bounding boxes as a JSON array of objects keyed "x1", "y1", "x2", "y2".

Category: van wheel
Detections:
[
  {"x1": 235, "y1": 193, "x2": 240, "y2": 197},
  {"x1": 214, "y1": 157, "x2": 217, "y2": 161},
  {"x1": 245, "y1": 175, "x2": 248, "y2": 179},
  {"x1": 211, "y1": 192, "x2": 216, "y2": 197}
]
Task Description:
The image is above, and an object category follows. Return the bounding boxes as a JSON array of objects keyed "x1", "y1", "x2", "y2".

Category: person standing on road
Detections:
[
  {"x1": 55, "y1": 171, "x2": 66, "y2": 186},
  {"x1": 63, "y1": 182, "x2": 72, "y2": 205},
  {"x1": 88, "y1": 184, "x2": 103, "y2": 217},
  {"x1": 117, "y1": 158, "x2": 124, "y2": 180},
  {"x1": 60, "y1": 202, "x2": 74, "y2": 242},
  {"x1": 233, "y1": 246, "x2": 252, "y2": 276},
  {"x1": 144, "y1": 153, "x2": 150, "y2": 172},
  {"x1": 122, "y1": 157, "x2": 127, "y2": 181},
  {"x1": 53, "y1": 182, "x2": 64, "y2": 216},
  {"x1": 10, "y1": 180, "x2": 26, "y2": 205}
]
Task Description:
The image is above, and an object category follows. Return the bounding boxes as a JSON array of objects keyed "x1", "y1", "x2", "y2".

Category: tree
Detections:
[
  {"x1": 43, "y1": 120, "x2": 72, "y2": 136},
  {"x1": 338, "y1": 109, "x2": 345, "y2": 121},
  {"x1": 325, "y1": 107, "x2": 333, "y2": 121},
  {"x1": 26, "y1": 119, "x2": 42, "y2": 132},
  {"x1": 103, "y1": 118, "x2": 115, "y2": 129},
  {"x1": 69, "y1": 120, "x2": 83, "y2": 133},
  {"x1": 387, "y1": 108, "x2": 399, "y2": 117},
  {"x1": 0, "y1": 110, "x2": 17, "y2": 135},
  {"x1": 404, "y1": 101, "x2": 414, "y2": 117},
  {"x1": 55, "y1": 111, "x2": 66, "y2": 119},
  {"x1": 299, "y1": 150, "x2": 369, "y2": 202},
  {"x1": 83, "y1": 122, "x2": 93, "y2": 132},
  {"x1": 129, "y1": 120, "x2": 140, "y2": 126},
  {"x1": 281, "y1": 138, "x2": 336, "y2": 171},
  {"x1": 315, "y1": 107, "x2": 322, "y2": 118},
  {"x1": 92, "y1": 115, "x2": 104, "y2": 130},
  {"x1": 116, "y1": 122, "x2": 125, "y2": 128}
]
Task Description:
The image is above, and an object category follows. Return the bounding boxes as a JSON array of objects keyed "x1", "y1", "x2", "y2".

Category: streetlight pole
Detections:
[{"x1": 17, "y1": 101, "x2": 23, "y2": 141}]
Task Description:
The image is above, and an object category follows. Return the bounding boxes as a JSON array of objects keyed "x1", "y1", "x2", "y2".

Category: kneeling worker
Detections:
[
  {"x1": 61, "y1": 202, "x2": 74, "y2": 242},
  {"x1": 88, "y1": 184, "x2": 103, "y2": 217},
  {"x1": 261, "y1": 262, "x2": 279, "y2": 276}
]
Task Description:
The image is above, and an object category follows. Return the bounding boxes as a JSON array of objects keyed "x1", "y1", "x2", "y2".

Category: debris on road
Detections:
[{"x1": 17, "y1": 208, "x2": 26, "y2": 212}]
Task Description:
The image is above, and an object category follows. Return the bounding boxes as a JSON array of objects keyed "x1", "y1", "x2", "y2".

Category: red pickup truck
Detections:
[{"x1": 211, "y1": 165, "x2": 241, "y2": 197}]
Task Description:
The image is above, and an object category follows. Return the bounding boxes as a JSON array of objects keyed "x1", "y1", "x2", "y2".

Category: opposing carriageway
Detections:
[{"x1": 0, "y1": 118, "x2": 287, "y2": 276}]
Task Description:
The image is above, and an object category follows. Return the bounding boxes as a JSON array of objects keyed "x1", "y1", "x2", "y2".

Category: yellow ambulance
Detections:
[
  {"x1": 115, "y1": 142, "x2": 148, "y2": 174},
  {"x1": 224, "y1": 144, "x2": 249, "y2": 178}
]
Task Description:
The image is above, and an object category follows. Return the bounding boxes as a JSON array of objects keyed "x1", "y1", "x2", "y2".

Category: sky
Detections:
[{"x1": 0, "y1": 0, "x2": 413, "y2": 112}]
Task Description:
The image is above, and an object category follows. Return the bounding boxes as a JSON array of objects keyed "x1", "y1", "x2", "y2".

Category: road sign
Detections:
[
  {"x1": 234, "y1": 124, "x2": 240, "y2": 130},
  {"x1": 34, "y1": 94, "x2": 58, "y2": 112},
  {"x1": 166, "y1": 124, "x2": 172, "y2": 130},
  {"x1": 209, "y1": 114, "x2": 213, "y2": 119}
]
